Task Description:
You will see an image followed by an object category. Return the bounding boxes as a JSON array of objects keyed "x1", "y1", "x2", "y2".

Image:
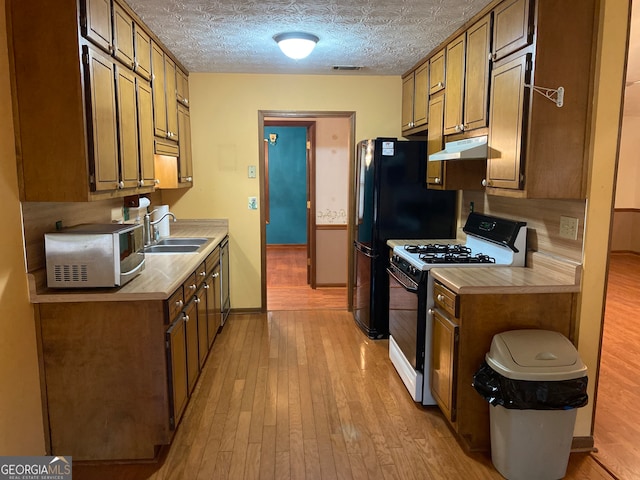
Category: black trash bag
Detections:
[{"x1": 472, "y1": 361, "x2": 589, "y2": 410}]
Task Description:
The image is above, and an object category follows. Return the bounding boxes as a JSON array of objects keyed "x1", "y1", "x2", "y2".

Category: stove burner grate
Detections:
[
  {"x1": 418, "y1": 252, "x2": 497, "y2": 264},
  {"x1": 404, "y1": 244, "x2": 471, "y2": 255}
]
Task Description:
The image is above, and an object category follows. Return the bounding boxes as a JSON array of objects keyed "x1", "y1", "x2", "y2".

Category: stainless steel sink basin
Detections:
[
  {"x1": 144, "y1": 244, "x2": 202, "y2": 254},
  {"x1": 156, "y1": 238, "x2": 209, "y2": 246}
]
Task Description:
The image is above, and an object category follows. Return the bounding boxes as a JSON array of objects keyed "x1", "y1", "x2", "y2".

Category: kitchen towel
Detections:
[{"x1": 153, "y1": 205, "x2": 171, "y2": 238}]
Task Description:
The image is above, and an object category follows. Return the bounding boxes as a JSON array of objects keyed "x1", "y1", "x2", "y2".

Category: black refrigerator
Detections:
[{"x1": 352, "y1": 138, "x2": 456, "y2": 338}]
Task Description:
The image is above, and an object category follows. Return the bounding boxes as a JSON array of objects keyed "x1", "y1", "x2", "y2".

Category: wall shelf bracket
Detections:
[{"x1": 525, "y1": 84, "x2": 564, "y2": 107}]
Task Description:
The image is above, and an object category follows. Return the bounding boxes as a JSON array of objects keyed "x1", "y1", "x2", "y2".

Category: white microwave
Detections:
[{"x1": 45, "y1": 223, "x2": 145, "y2": 288}]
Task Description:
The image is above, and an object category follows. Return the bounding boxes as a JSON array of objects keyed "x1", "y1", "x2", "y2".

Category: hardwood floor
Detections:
[
  {"x1": 75, "y1": 311, "x2": 613, "y2": 480},
  {"x1": 267, "y1": 245, "x2": 347, "y2": 311},
  {"x1": 593, "y1": 253, "x2": 640, "y2": 480}
]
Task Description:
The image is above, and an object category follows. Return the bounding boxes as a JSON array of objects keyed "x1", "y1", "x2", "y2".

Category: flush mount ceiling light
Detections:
[{"x1": 273, "y1": 32, "x2": 319, "y2": 60}]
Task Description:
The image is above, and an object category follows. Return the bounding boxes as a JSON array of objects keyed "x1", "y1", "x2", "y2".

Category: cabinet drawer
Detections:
[
  {"x1": 183, "y1": 272, "x2": 198, "y2": 302},
  {"x1": 205, "y1": 249, "x2": 220, "y2": 273},
  {"x1": 434, "y1": 282, "x2": 458, "y2": 318},
  {"x1": 167, "y1": 287, "x2": 184, "y2": 322}
]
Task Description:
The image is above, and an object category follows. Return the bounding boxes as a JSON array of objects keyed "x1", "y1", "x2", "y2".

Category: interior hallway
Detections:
[
  {"x1": 267, "y1": 245, "x2": 347, "y2": 311},
  {"x1": 593, "y1": 253, "x2": 640, "y2": 480}
]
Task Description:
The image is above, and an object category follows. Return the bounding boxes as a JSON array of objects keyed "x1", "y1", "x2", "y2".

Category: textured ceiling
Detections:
[{"x1": 126, "y1": 0, "x2": 494, "y2": 75}]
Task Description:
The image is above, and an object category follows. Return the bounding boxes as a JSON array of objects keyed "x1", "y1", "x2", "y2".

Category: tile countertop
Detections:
[
  {"x1": 387, "y1": 238, "x2": 582, "y2": 295},
  {"x1": 28, "y1": 219, "x2": 228, "y2": 304}
]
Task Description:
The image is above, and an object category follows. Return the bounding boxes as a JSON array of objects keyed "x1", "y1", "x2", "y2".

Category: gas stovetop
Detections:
[{"x1": 391, "y1": 213, "x2": 527, "y2": 273}]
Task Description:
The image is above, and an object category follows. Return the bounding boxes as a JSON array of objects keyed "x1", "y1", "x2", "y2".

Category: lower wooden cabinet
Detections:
[
  {"x1": 430, "y1": 280, "x2": 576, "y2": 451},
  {"x1": 166, "y1": 312, "x2": 188, "y2": 429}
]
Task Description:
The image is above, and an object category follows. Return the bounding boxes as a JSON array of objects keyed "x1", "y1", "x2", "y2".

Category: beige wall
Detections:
[
  {"x1": 160, "y1": 73, "x2": 402, "y2": 309},
  {"x1": 615, "y1": 115, "x2": 640, "y2": 208},
  {"x1": 0, "y1": 0, "x2": 46, "y2": 454}
]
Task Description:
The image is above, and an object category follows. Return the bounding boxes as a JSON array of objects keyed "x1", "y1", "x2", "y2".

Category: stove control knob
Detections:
[{"x1": 409, "y1": 266, "x2": 417, "y2": 275}]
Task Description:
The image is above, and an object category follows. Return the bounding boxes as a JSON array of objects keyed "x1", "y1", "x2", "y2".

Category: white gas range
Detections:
[{"x1": 386, "y1": 213, "x2": 527, "y2": 405}]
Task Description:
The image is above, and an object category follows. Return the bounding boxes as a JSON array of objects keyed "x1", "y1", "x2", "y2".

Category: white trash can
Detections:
[{"x1": 482, "y1": 330, "x2": 588, "y2": 480}]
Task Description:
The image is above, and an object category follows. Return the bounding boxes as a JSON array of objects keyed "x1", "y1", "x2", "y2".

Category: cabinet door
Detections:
[
  {"x1": 177, "y1": 104, "x2": 193, "y2": 184},
  {"x1": 165, "y1": 57, "x2": 179, "y2": 141},
  {"x1": 220, "y1": 238, "x2": 230, "y2": 324},
  {"x1": 429, "y1": 49, "x2": 445, "y2": 95},
  {"x1": 134, "y1": 25, "x2": 152, "y2": 81},
  {"x1": 196, "y1": 287, "x2": 208, "y2": 369},
  {"x1": 427, "y1": 93, "x2": 445, "y2": 188},
  {"x1": 85, "y1": 46, "x2": 119, "y2": 192},
  {"x1": 492, "y1": 0, "x2": 531, "y2": 61},
  {"x1": 151, "y1": 42, "x2": 167, "y2": 138},
  {"x1": 443, "y1": 33, "x2": 466, "y2": 135},
  {"x1": 166, "y1": 315, "x2": 188, "y2": 429},
  {"x1": 206, "y1": 267, "x2": 221, "y2": 347},
  {"x1": 136, "y1": 78, "x2": 155, "y2": 187},
  {"x1": 487, "y1": 51, "x2": 529, "y2": 190},
  {"x1": 401, "y1": 74, "x2": 415, "y2": 131},
  {"x1": 413, "y1": 63, "x2": 429, "y2": 128},
  {"x1": 184, "y1": 300, "x2": 200, "y2": 394},
  {"x1": 431, "y1": 310, "x2": 459, "y2": 422},
  {"x1": 113, "y1": 2, "x2": 134, "y2": 68},
  {"x1": 115, "y1": 65, "x2": 139, "y2": 189},
  {"x1": 81, "y1": 0, "x2": 112, "y2": 54},
  {"x1": 176, "y1": 69, "x2": 190, "y2": 107},
  {"x1": 464, "y1": 14, "x2": 492, "y2": 131}
]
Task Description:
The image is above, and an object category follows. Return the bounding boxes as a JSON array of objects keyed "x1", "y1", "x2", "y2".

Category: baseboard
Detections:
[
  {"x1": 315, "y1": 283, "x2": 347, "y2": 288},
  {"x1": 571, "y1": 435, "x2": 594, "y2": 452},
  {"x1": 229, "y1": 308, "x2": 263, "y2": 315},
  {"x1": 610, "y1": 250, "x2": 640, "y2": 255}
]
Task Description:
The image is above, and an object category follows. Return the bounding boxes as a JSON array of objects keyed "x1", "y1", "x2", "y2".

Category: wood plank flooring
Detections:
[
  {"x1": 75, "y1": 310, "x2": 613, "y2": 480},
  {"x1": 593, "y1": 253, "x2": 640, "y2": 480},
  {"x1": 267, "y1": 245, "x2": 347, "y2": 311}
]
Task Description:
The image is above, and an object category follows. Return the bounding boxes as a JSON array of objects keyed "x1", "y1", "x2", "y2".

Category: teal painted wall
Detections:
[{"x1": 266, "y1": 127, "x2": 307, "y2": 244}]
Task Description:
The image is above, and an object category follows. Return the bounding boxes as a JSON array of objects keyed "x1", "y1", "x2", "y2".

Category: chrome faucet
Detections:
[{"x1": 144, "y1": 209, "x2": 177, "y2": 246}]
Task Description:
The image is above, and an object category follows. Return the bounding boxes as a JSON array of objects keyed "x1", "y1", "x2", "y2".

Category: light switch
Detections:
[{"x1": 248, "y1": 165, "x2": 256, "y2": 178}]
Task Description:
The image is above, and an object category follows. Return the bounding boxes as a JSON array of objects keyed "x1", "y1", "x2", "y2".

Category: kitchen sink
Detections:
[
  {"x1": 143, "y1": 244, "x2": 202, "y2": 254},
  {"x1": 156, "y1": 238, "x2": 209, "y2": 246}
]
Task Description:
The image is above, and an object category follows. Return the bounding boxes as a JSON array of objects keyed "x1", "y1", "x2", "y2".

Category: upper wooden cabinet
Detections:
[
  {"x1": 401, "y1": 62, "x2": 428, "y2": 134},
  {"x1": 176, "y1": 68, "x2": 190, "y2": 107},
  {"x1": 443, "y1": 33, "x2": 466, "y2": 135},
  {"x1": 9, "y1": 0, "x2": 189, "y2": 201},
  {"x1": 151, "y1": 42, "x2": 179, "y2": 142},
  {"x1": 177, "y1": 105, "x2": 194, "y2": 186},
  {"x1": 464, "y1": 14, "x2": 492, "y2": 131},
  {"x1": 486, "y1": 0, "x2": 596, "y2": 199},
  {"x1": 429, "y1": 49, "x2": 446, "y2": 95},
  {"x1": 492, "y1": 0, "x2": 532, "y2": 61}
]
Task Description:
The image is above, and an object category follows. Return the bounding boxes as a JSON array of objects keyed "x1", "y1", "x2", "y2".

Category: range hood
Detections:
[{"x1": 428, "y1": 135, "x2": 488, "y2": 161}]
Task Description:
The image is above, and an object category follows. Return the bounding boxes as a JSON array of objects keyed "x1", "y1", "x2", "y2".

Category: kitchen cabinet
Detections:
[
  {"x1": 113, "y1": 2, "x2": 135, "y2": 68},
  {"x1": 9, "y1": 0, "x2": 189, "y2": 201},
  {"x1": 137, "y1": 79, "x2": 156, "y2": 187},
  {"x1": 427, "y1": 93, "x2": 486, "y2": 191},
  {"x1": 220, "y1": 236, "x2": 231, "y2": 324},
  {"x1": 401, "y1": 62, "x2": 428, "y2": 134},
  {"x1": 486, "y1": 0, "x2": 596, "y2": 198},
  {"x1": 176, "y1": 68, "x2": 190, "y2": 107},
  {"x1": 443, "y1": 33, "x2": 466, "y2": 135},
  {"x1": 430, "y1": 280, "x2": 576, "y2": 451},
  {"x1": 166, "y1": 308, "x2": 188, "y2": 429},
  {"x1": 183, "y1": 298, "x2": 200, "y2": 394},
  {"x1": 177, "y1": 104, "x2": 194, "y2": 185},
  {"x1": 429, "y1": 49, "x2": 446, "y2": 95},
  {"x1": 165, "y1": 57, "x2": 180, "y2": 142},
  {"x1": 492, "y1": 0, "x2": 532, "y2": 61},
  {"x1": 151, "y1": 41, "x2": 169, "y2": 139},
  {"x1": 205, "y1": 248, "x2": 222, "y2": 346}
]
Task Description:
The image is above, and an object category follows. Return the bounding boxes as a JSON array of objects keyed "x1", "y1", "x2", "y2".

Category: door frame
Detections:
[{"x1": 258, "y1": 110, "x2": 356, "y2": 312}]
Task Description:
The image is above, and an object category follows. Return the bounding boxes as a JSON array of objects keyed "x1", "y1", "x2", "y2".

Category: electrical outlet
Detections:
[
  {"x1": 559, "y1": 216, "x2": 579, "y2": 240},
  {"x1": 248, "y1": 196, "x2": 258, "y2": 210}
]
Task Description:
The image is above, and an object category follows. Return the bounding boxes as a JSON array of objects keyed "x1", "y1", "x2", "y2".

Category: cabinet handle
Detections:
[
  {"x1": 117, "y1": 181, "x2": 125, "y2": 189},
  {"x1": 194, "y1": 297, "x2": 200, "y2": 304},
  {"x1": 184, "y1": 314, "x2": 190, "y2": 322},
  {"x1": 175, "y1": 300, "x2": 184, "y2": 308},
  {"x1": 138, "y1": 180, "x2": 144, "y2": 187},
  {"x1": 199, "y1": 271, "x2": 206, "y2": 277},
  {"x1": 437, "y1": 294, "x2": 445, "y2": 302},
  {"x1": 481, "y1": 179, "x2": 487, "y2": 187},
  {"x1": 183, "y1": 176, "x2": 193, "y2": 182},
  {"x1": 434, "y1": 177, "x2": 441, "y2": 184},
  {"x1": 428, "y1": 308, "x2": 435, "y2": 315},
  {"x1": 203, "y1": 283, "x2": 210, "y2": 289},
  {"x1": 212, "y1": 272, "x2": 219, "y2": 278},
  {"x1": 459, "y1": 124, "x2": 465, "y2": 131},
  {"x1": 184, "y1": 98, "x2": 189, "y2": 105},
  {"x1": 189, "y1": 284, "x2": 197, "y2": 291}
]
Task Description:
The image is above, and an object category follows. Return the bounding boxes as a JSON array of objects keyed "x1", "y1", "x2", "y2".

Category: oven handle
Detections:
[{"x1": 386, "y1": 267, "x2": 419, "y2": 293}]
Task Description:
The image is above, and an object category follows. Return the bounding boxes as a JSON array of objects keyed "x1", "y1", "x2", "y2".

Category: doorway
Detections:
[{"x1": 258, "y1": 111, "x2": 355, "y2": 311}]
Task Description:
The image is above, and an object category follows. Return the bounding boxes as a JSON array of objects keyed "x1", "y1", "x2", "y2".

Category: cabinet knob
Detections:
[
  {"x1": 184, "y1": 176, "x2": 193, "y2": 182},
  {"x1": 194, "y1": 297, "x2": 200, "y2": 304},
  {"x1": 184, "y1": 314, "x2": 190, "y2": 322},
  {"x1": 454, "y1": 125, "x2": 460, "y2": 132},
  {"x1": 199, "y1": 271, "x2": 206, "y2": 277},
  {"x1": 175, "y1": 300, "x2": 184, "y2": 308},
  {"x1": 437, "y1": 82, "x2": 443, "y2": 88},
  {"x1": 189, "y1": 284, "x2": 197, "y2": 291},
  {"x1": 481, "y1": 179, "x2": 488, "y2": 187},
  {"x1": 434, "y1": 177, "x2": 441, "y2": 184},
  {"x1": 203, "y1": 283, "x2": 210, "y2": 289},
  {"x1": 428, "y1": 308, "x2": 435, "y2": 315},
  {"x1": 184, "y1": 98, "x2": 189, "y2": 105},
  {"x1": 154, "y1": 179, "x2": 160, "y2": 185},
  {"x1": 437, "y1": 294, "x2": 445, "y2": 302},
  {"x1": 459, "y1": 124, "x2": 465, "y2": 131},
  {"x1": 138, "y1": 180, "x2": 144, "y2": 187},
  {"x1": 212, "y1": 272, "x2": 219, "y2": 278},
  {"x1": 117, "y1": 181, "x2": 125, "y2": 189}
]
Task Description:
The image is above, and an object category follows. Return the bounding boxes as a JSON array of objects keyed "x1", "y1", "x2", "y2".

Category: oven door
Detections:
[{"x1": 387, "y1": 264, "x2": 426, "y2": 402}]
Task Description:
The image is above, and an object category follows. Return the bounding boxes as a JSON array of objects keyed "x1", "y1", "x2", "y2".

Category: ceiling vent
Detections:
[{"x1": 332, "y1": 65, "x2": 363, "y2": 71}]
